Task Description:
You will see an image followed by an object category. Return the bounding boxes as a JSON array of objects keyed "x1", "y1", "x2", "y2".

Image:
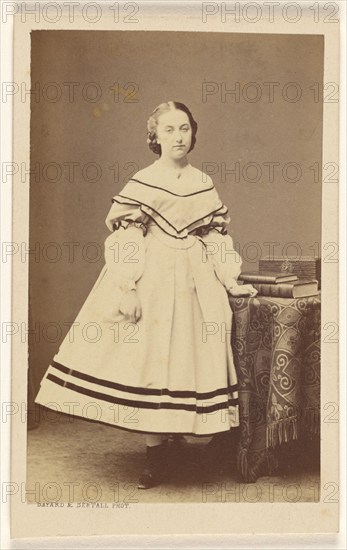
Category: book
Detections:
[
  {"x1": 238, "y1": 271, "x2": 298, "y2": 284},
  {"x1": 251, "y1": 279, "x2": 319, "y2": 298},
  {"x1": 259, "y1": 256, "x2": 321, "y2": 288}
]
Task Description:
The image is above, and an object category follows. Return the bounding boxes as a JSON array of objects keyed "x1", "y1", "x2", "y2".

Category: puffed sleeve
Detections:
[
  {"x1": 198, "y1": 210, "x2": 243, "y2": 292},
  {"x1": 103, "y1": 201, "x2": 149, "y2": 293}
]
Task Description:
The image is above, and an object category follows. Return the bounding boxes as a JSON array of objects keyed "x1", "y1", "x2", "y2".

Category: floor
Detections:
[{"x1": 26, "y1": 411, "x2": 320, "y2": 504}]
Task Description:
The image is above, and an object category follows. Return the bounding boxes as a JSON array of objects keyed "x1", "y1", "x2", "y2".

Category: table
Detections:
[{"x1": 229, "y1": 294, "x2": 321, "y2": 483}]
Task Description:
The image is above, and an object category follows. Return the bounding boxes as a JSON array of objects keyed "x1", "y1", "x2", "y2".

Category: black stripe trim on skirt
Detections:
[
  {"x1": 46, "y1": 373, "x2": 239, "y2": 413},
  {"x1": 51, "y1": 361, "x2": 238, "y2": 399}
]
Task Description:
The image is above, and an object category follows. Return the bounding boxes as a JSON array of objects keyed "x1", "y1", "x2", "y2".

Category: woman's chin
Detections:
[{"x1": 169, "y1": 149, "x2": 188, "y2": 159}]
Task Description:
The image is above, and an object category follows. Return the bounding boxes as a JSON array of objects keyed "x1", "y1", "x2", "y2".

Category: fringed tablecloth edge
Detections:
[
  {"x1": 267, "y1": 410, "x2": 320, "y2": 448},
  {"x1": 266, "y1": 418, "x2": 299, "y2": 448}
]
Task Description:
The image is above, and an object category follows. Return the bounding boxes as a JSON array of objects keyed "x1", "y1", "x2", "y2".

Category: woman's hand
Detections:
[
  {"x1": 228, "y1": 283, "x2": 258, "y2": 298},
  {"x1": 119, "y1": 290, "x2": 142, "y2": 322}
]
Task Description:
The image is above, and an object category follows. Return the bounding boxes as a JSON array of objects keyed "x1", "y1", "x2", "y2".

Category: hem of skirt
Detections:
[
  {"x1": 34, "y1": 405, "x2": 238, "y2": 437},
  {"x1": 34, "y1": 378, "x2": 240, "y2": 436}
]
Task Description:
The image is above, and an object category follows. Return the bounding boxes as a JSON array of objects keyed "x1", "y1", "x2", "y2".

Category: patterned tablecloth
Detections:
[{"x1": 229, "y1": 294, "x2": 321, "y2": 482}]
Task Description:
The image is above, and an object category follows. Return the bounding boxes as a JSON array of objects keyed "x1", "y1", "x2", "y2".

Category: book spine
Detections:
[
  {"x1": 252, "y1": 283, "x2": 293, "y2": 298},
  {"x1": 239, "y1": 275, "x2": 279, "y2": 283}
]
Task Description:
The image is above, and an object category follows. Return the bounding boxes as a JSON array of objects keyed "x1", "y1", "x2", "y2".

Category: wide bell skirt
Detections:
[{"x1": 34, "y1": 224, "x2": 239, "y2": 435}]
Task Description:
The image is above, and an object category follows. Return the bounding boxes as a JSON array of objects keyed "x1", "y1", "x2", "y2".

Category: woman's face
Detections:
[{"x1": 155, "y1": 109, "x2": 192, "y2": 160}]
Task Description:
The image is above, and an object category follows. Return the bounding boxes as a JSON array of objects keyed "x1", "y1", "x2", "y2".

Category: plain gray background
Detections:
[{"x1": 28, "y1": 30, "x2": 323, "y2": 394}]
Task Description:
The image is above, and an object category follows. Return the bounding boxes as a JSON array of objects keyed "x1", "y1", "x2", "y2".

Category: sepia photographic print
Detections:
[{"x1": 4, "y1": 0, "x2": 342, "y2": 544}]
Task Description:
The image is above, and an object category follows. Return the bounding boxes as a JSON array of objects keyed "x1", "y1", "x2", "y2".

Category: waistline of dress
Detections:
[{"x1": 146, "y1": 222, "x2": 205, "y2": 250}]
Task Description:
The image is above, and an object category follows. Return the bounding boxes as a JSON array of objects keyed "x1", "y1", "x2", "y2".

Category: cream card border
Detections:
[{"x1": 6, "y1": 0, "x2": 342, "y2": 541}]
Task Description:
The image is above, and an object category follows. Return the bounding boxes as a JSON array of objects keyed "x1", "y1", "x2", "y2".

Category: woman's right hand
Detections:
[{"x1": 119, "y1": 290, "x2": 142, "y2": 322}]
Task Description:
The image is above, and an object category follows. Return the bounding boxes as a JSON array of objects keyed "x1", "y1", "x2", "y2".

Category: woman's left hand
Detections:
[
  {"x1": 228, "y1": 283, "x2": 258, "y2": 297},
  {"x1": 119, "y1": 290, "x2": 142, "y2": 322}
]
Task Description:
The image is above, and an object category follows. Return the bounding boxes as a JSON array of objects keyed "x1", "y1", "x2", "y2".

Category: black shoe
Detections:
[
  {"x1": 138, "y1": 441, "x2": 168, "y2": 490},
  {"x1": 203, "y1": 429, "x2": 239, "y2": 474},
  {"x1": 169, "y1": 435, "x2": 190, "y2": 459},
  {"x1": 168, "y1": 435, "x2": 200, "y2": 477}
]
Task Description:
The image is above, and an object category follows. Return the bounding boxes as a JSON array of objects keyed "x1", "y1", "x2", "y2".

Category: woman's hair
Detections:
[{"x1": 146, "y1": 101, "x2": 198, "y2": 155}]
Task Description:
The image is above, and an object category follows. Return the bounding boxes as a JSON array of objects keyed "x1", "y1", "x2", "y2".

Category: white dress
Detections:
[{"x1": 35, "y1": 161, "x2": 243, "y2": 435}]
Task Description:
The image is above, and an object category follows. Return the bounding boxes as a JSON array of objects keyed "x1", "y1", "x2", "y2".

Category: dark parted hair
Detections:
[{"x1": 146, "y1": 101, "x2": 198, "y2": 155}]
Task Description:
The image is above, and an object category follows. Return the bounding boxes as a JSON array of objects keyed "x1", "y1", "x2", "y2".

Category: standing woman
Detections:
[{"x1": 35, "y1": 101, "x2": 257, "y2": 489}]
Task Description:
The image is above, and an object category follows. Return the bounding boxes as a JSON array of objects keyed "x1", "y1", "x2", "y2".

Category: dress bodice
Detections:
[{"x1": 105, "y1": 163, "x2": 230, "y2": 239}]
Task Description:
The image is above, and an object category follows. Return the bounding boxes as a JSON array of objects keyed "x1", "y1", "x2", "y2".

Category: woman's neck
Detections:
[{"x1": 155, "y1": 157, "x2": 189, "y2": 171}]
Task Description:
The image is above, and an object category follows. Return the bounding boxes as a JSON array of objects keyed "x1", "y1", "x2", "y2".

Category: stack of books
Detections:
[
  {"x1": 259, "y1": 256, "x2": 321, "y2": 287},
  {"x1": 238, "y1": 271, "x2": 319, "y2": 298}
]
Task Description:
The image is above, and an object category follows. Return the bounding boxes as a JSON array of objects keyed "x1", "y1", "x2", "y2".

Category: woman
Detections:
[{"x1": 35, "y1": 101, "x2": 257, "y2": 489}]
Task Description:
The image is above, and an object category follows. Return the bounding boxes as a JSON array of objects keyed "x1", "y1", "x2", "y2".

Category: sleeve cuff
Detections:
[{"x1": 226, "y1": 278, "x2": 238, "y2": 292}]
